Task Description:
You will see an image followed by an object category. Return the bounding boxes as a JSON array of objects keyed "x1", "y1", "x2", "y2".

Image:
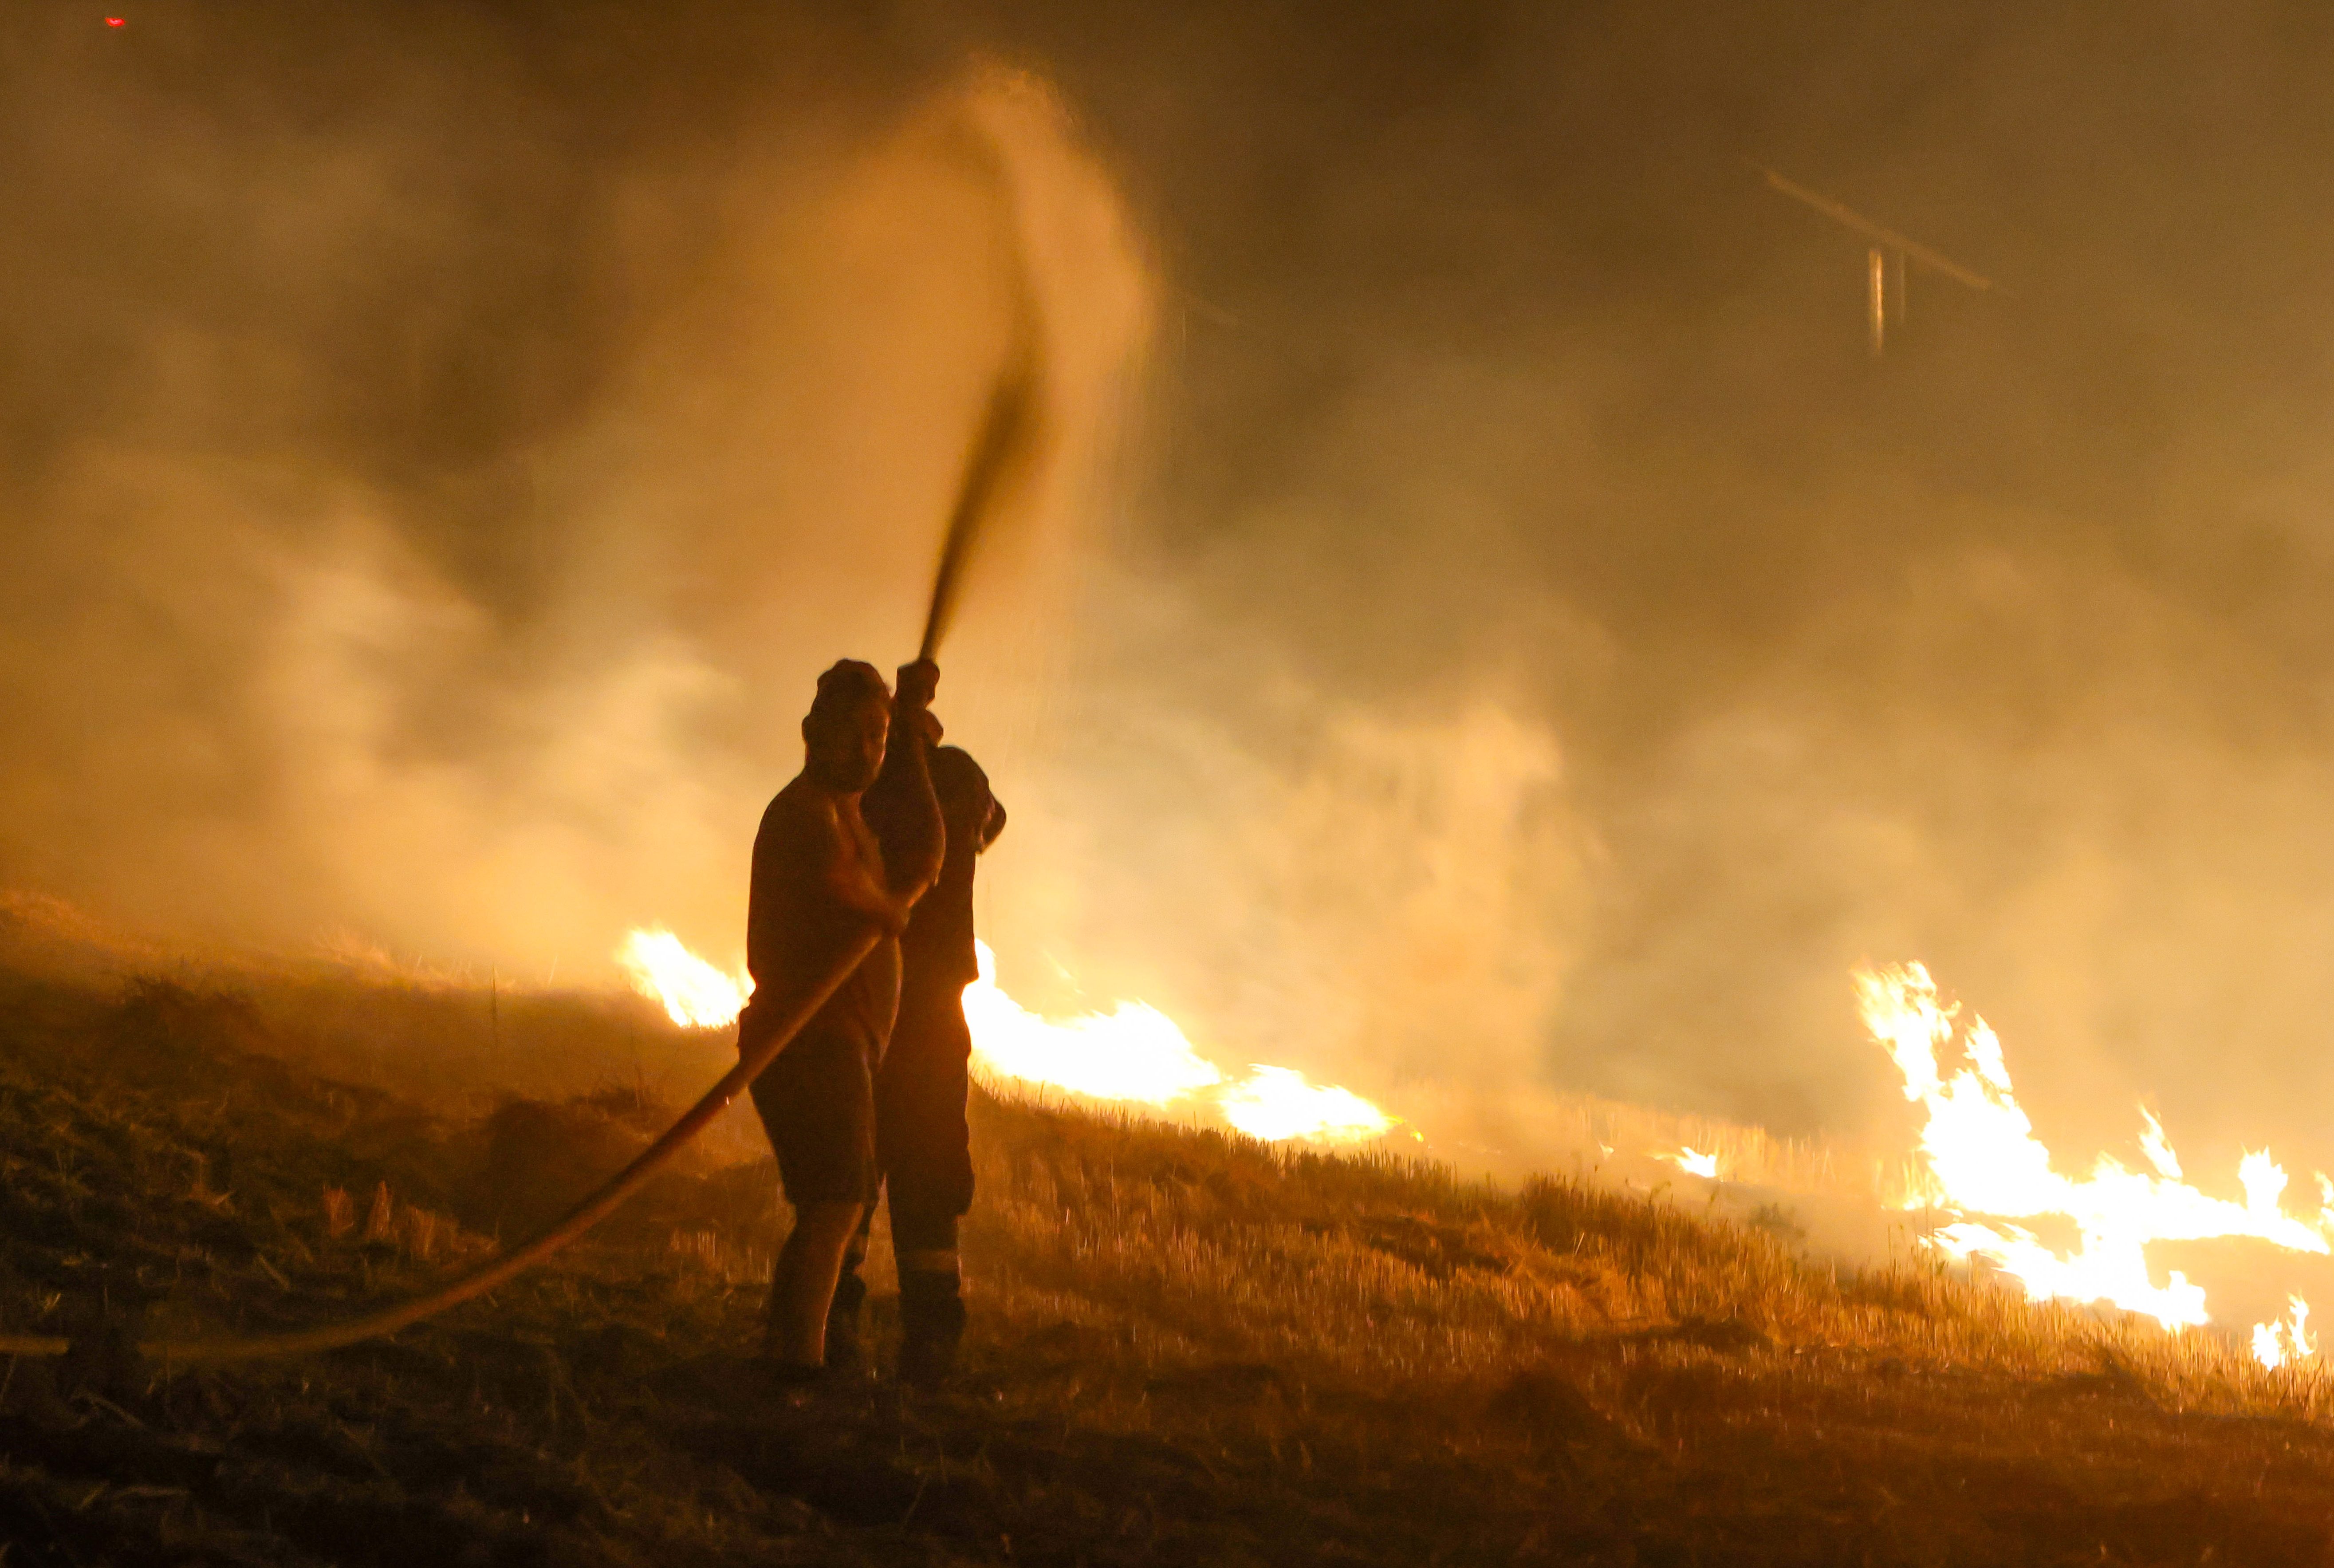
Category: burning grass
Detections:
[{"x1": 0, "y1": 945, "x2": 2331, "y2": 1563}]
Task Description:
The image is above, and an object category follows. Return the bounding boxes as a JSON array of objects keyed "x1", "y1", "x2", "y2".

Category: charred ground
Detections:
[{"x1": 0, "y1": 941, "x2": 2331, "y2": 1564}]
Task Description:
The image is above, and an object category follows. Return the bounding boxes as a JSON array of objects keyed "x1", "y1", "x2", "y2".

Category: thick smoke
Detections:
[
  {"x1": 0, "y1": 8, "x2": 1152, "y2": 1000},
  {"x1": 12, "y1": 0, "x2": 2334, "y2": 1188},
  {"x1": 969, "y1": 0, "x2": 2334, "y2": 1183}
]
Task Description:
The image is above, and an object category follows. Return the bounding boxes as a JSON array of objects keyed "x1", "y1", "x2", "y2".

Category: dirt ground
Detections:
[{"x1": 2, "y1": 955, "x2": 2332, "y2": 1565}]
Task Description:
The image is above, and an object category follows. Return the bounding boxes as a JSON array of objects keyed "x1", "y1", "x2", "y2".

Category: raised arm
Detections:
[{"x1": 861, "y1": 658, "x2": 946, "y2": 901}]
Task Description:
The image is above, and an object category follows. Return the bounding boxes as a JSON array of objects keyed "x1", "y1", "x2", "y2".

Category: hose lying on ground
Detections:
[
  {"x1": 0, "y1": 931, "x2": 880, "y2": 1367},
  {"x1": 0, "y1": 82, "x2": 1054, "y2": 1370},
  {"x1": 0, "y1": 257, "x2": 1029, "y2": 1366}
]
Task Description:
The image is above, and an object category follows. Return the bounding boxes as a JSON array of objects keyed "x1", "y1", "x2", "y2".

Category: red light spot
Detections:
[{"x1": 105, "y1": 16, "x2": 125, "y2": 25}]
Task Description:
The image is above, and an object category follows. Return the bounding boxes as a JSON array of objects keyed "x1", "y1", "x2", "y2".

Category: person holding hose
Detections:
[
  {"x1": 830, "y1": 742, "x2": 1005, "y2": 1386},
  {"x1": 0, "y1": 158, "x2": 1052, "y2": 1376},
  {"x1": 740, "y1": 657, "x2": 943, "y2": 1383}
]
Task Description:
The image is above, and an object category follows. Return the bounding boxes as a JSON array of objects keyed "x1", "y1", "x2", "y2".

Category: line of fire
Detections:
[{"x1": 5, "y1": 4, "x2": 2334, "y2": 1562}]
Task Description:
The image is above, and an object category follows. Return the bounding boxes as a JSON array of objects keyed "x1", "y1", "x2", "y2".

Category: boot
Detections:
[
  {"x1": 897, "y1": 1267, "x2": 965, "y2": 1389},
  {"x1": 824, "y1": 1242, "x2": 871, "y2": 1376},
  {"x1": 755, "y1": 1287, "x2": 825, "y2": 1393},
  {"x1": 823, "y1": 1300, "x2": 866, "y2": 1375}
]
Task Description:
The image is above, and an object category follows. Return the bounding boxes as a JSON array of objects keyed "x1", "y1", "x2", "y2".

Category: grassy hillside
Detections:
[{"x1": 0, "y1": 945, "x2": 2330, "y2": 1564}]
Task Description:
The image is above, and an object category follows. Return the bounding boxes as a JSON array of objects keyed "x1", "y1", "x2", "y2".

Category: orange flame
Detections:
[
  {"x1": 618, "y1": 929, "x2": 750, "y2": 1028},
  {"x1": 616, "y1": 929, "x2": 1393, "y2": 1144},
  {"x1": 2253, "y1": 1295, "x2": 2317, "y2": 1371},
  {"x1": 1861, "y1": 962, "x2": 2330, "y2": 1361},
  {"x1": 959, "y1": 941, "x2": 1224, "y2": 1103},
  {"x1": 1657, "y1": 1146, "x2": 1722, "y2": 1179},
  {"x1": 1219, "y1": 1065, "x2": 1394, "y2": 1143}
]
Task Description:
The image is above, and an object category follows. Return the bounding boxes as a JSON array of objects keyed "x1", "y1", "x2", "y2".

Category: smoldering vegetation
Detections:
[{"x1": 4, "y1": 914, "x2": 2334, "y2": 1562}]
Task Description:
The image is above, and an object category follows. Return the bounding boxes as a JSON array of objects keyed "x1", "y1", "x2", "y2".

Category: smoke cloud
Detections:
[
  {"x1": 971, "y1": 0, "x2": 2334, "y2": 1183},
  {"x1": 12, "y1": 0, "x2": 2334, "y2": 1187},
  {"x1": 0, "y1": 5, "x2": 1152, "y2": 998}
]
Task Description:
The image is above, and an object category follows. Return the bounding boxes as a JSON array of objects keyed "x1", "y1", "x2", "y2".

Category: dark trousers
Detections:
[{"x1": 832, "y1": 982, "x2": 974, "y2": 1348}]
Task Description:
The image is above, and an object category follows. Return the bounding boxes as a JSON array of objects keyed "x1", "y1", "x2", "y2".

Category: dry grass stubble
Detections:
[{"x1": 0, "y1": 945, "x2": 2328, "y2": 1562}]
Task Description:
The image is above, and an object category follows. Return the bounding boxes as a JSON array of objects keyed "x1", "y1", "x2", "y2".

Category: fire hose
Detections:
[
  {"x1": 0, "y1": 930, "x2": 880, "y2": 1366},
  {"x1": 0, "y1": 92, "x2": 1045, "y2": 1368}
]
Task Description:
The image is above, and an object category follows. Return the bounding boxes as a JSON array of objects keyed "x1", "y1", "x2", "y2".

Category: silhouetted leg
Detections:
[
  {"x1": 824, "y1": 1199, "x2": 876, "y2": 1372},
  {"x1": 878, "y1": 988, "x2": 976, "y2": 1387},
  {"x1": 890, "y1": 1202, "x2": 963, "y2": 1387},
  {"x1": 748, "y1": 1029, "x2": 880, "y2": 1378},
  {"x1": 764, "y1": 1200, "x2": 863, "y2": 1371}
]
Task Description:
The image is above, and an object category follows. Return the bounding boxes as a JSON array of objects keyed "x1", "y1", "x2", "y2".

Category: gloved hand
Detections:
[{"x1": 895, "y1": 659, "x2": 939, "y2": 709}]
